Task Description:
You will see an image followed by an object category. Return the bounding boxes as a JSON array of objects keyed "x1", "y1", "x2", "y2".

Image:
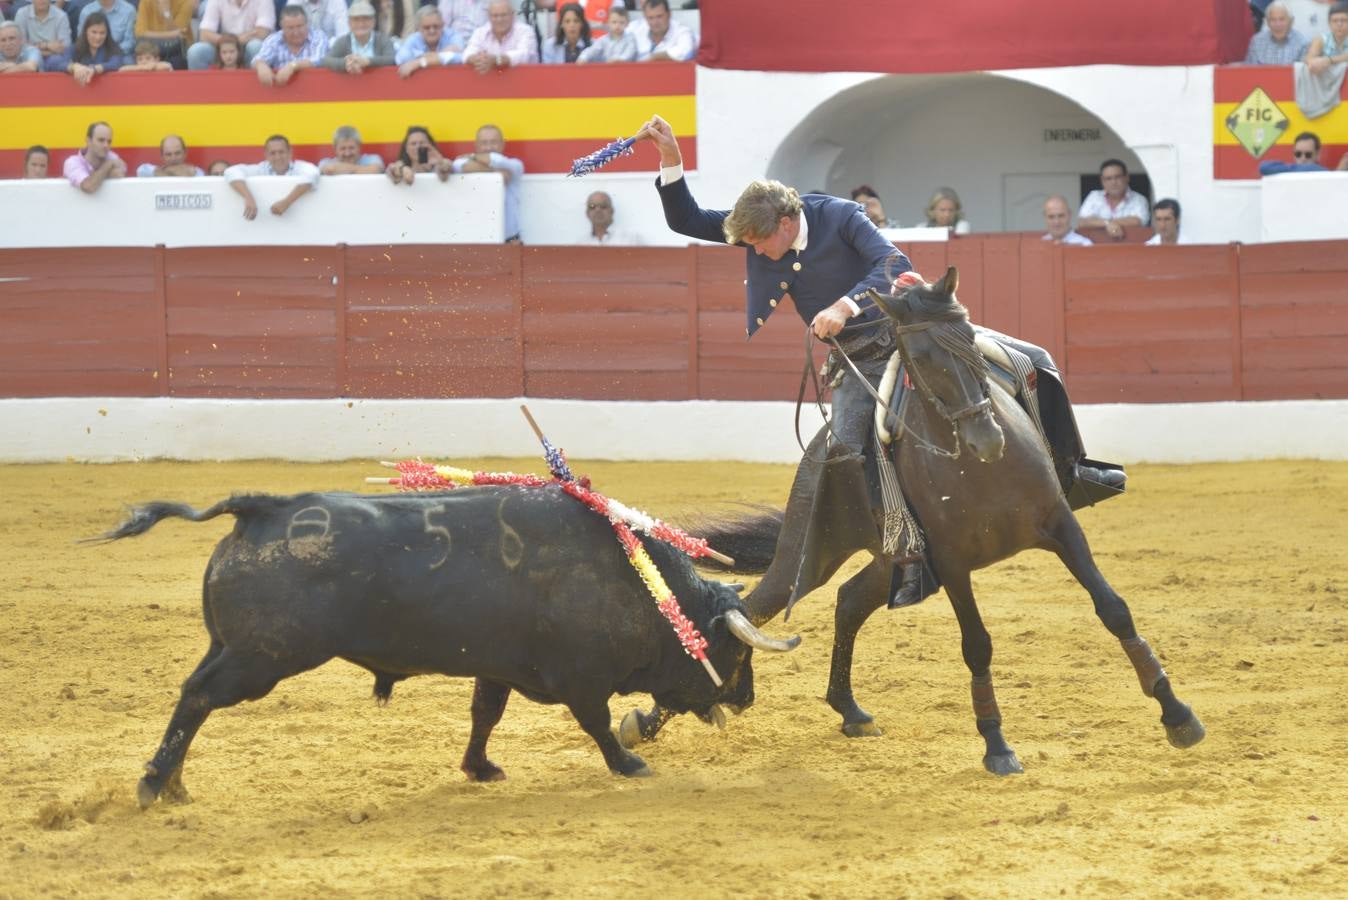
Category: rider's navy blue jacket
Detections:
[{"x1": 656, "y1": 174, "x2": 911, "y2": 338}]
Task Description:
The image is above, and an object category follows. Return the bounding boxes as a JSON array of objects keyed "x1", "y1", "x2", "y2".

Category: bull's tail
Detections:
[
  {"x1": 678, "y1": 504, "x2": 783, "y2": 574},
  {"x1": 83, "y1": 497, "x2": 252, "y2": 543}
]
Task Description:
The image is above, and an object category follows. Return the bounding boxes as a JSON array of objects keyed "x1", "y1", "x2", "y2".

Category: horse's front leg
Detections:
[
  {"x1": 1047, "y1": 508, "x2": 1205, "y2": 749},
  {"x1": 943, "y1": 570, "x2": 1023, "y2": 775},
  {"x1": 827, "y1": 559, "x2": 891, "y2": 737}
]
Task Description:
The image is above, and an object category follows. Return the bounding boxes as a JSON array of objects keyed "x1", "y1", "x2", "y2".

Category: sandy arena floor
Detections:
[{"x1": 1, "y1": 457, "x2": 1346, "y2": 898}]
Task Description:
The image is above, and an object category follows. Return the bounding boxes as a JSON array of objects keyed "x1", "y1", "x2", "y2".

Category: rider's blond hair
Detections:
[{"x1": 723, "y1": 179, "x2": 803, "y2": 245}]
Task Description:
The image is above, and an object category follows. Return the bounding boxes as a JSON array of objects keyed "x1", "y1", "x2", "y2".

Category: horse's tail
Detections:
[
  {"x1": 679, "y1": 504, "x2": 783, "y2": 574},
  {"x1": 82, "y1": 497, "x2": 249, "y2": 543}
]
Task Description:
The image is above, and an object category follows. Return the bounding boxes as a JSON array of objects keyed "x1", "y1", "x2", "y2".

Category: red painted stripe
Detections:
[
  {"x1": 0, "y1": 64, "x2": 695, "y2": 109},
  {"x1": 1213, "y1": 65, "x2": 1295, "y2": 103},
  {"x1": 1214, "y1": 142, "x2": 1348, "y2": 179},
  {"x1": 2, "y1": 136, "x2": 696, "y2": 179}
]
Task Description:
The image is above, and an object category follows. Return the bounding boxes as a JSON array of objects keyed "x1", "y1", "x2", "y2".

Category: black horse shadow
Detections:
[{"x1": 622, "y1": 266, "x2": 1205, "y2": 775}]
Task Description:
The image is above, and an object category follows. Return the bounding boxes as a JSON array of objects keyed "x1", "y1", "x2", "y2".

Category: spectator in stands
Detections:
[
  {"x1": 395, "y1": 6, "x2": 463, "y2": 75},
  {"x1": 75, "y1": 0, "x2": 134, "y2": 56},
  {"x1": 581, "y1": 190, "x2": 641, "y2": 245},
  {"x1": 386, "y1": 125, "x2": 444, "y2": 185},
  {"x1": 47, "y1": 11, "x2": 121, "y2": 81},
  {"x1": 923, "y1": 186, "x2": 972, "y2": 234},
  {"x1": 120, "y1": 37, "x2": 174, "y2": 70},
  {"x1": 322, "y1": 1, "x2": 394, "y2": 72},
  {"x1": 449, "y1": 124, "x2": 525, "y2": 241},
  {"x1": 208, "y1": 159, "x2": 231, "y2": 176},
  {"x1": 464, "y1": 0, "x2": 537, "y2": 74},
  {"x1": 377, "y1": 0, "x2": 418, "y2": 47},
  {"x1": 0, "y1": 20, "x2": 41, "y2": 70},
  {"x1": 1306, "y1": 2, "x2": 1348, "y2": 74},
  {"x1": 438, "y1": 0, "x2": 488, "y2": 46},
  {"x1": 542, "y1": 3, "x2": 590, "y2": 63},
  {"x1": 1145, "y1": 198, "x2": 1187, "y2": 245},
  {"x1": 577, "y1": 3, "x2": 635, "y2": 63},
  {"x1": 214, "y1": 33, "x2": 245, "y2": 68},
  {"x1": 64, "y1": 121, "x2": 126, "y2": 194},
  {"x1": 850, "y1": 185, "x2": 898, "y2": 229},
  {"x1": 296, "y1": 0, "x2": 348, "y2": 41},
  {"x1": 13, "y1": 0, "x2": 71, "y2": 65},
  {"x1": 24, "y1": 145, "x2": 51, "y2": 179},
  {"x1": 1042, "y1": 194, "x2": 1092, "y2": 245},
  {"x1": 318, "y1": 125, "x2": 385, "y2": 174},
  {"x1": 133, "y1": 0, "x2": 191, "y2": 68},
  {"x1": 224, "y1": 134, "x2": 319, "y2": 219},
  {"x1": 1077, "y1": 158, "x2": 1150, "y2": 238},
  {"x1": 188, "y1": 0, "x2": 274, "y2": 70},
  {"x1": 1258, "y1": 130, "x2": 1343, "y2": 173},
  {"x1": 254, "y1": 4, "x2": 328, "y2": 86},
  {"x1": 136, "y1": 135, "x2": 204, "y2": 177},
  {"x1": 631, "y1": 0, "x2": 695, "y2": 62},
  {"x1": 1245, "y1": 2, "x2": 1311, "y2": 63}
]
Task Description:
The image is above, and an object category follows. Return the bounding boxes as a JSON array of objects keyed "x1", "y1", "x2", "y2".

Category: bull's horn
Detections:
[{"x1": 724, "y1": 609, "x2": 800, "y2": 653}]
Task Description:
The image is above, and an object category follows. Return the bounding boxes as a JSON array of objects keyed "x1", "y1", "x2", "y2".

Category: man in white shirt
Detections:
[
  {"x1": 223, "y1": 135, "x2": 320, "y2": 220},
  {"x1": 629, "y1": 0, "x2": 696, "y2": 62},
  {"x1": 581, "y1": 191, "x2": 641, "y2": 245},
  {"x1": 450, "y1": 124, "x2": 525, "y2": 241},
  {"x1": 1042, "y1": 195, "x2": 1093, "y2": 246},
  {"x1": 1145, "y1": 199, "x2": 1189, "y2": 245},
  {"x1": 1077, "y1": 158, "x2": 1150, "y2": 239}
]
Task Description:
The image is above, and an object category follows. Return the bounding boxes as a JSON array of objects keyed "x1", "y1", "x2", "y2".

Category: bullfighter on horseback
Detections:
[{"x1": 635, "y1": 114, "x2": 1124, "y2": 609}]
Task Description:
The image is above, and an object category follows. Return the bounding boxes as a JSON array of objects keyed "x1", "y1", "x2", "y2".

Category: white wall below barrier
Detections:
[
  {"x1": 2, "y1": 398, "x2": 1344, "y2": 464},
  {"x1": 1260, "y1": 171, "x2": 1348, "y2": 243},
  {"x1": 0, "y1": 173, "x2": 506, "y2": 247}
]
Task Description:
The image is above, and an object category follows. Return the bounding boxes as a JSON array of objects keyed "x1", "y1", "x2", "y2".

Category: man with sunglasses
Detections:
[
  {"x1": 1258, "y1": 130, "x2": 1340, "y2": 174},
  {"x1": 580, "y1": 191, "x2": 640, "y2": 245}
]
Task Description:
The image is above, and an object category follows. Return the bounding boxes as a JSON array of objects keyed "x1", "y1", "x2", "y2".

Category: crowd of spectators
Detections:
[{"x1": 0, "y1": 0, "x2": 697, "y2": 75}]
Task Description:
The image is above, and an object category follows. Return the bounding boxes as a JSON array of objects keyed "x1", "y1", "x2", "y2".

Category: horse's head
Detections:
[{"x1": 871, "y1": 266, "x2": 1006, "y2": 463}]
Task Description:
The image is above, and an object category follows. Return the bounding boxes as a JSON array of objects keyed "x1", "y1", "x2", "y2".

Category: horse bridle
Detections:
[{"x1": 802, "y1": 290, "x2": 993, "y2": 460}]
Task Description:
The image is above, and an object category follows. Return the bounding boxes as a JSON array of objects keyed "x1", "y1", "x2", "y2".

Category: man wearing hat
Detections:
[{"x1": 322, "y1": 1, "x2": 396, "y2": 73}]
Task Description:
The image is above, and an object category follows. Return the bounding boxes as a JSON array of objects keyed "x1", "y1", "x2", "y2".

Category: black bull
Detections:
[{"x1": 91, "y1": 487, "x2": 799, "y2": 807}]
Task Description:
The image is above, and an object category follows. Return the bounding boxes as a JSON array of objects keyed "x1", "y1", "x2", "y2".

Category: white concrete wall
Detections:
[
  {"x1": 1260, "y1": 171, "x2": 1348, "y2": 242},
  {"x1": 0, "y1": 173, "x2": 505, "y2": 247},
  {"x1": 3, "y1": 397, "x2": 1345, "y2": 464}
]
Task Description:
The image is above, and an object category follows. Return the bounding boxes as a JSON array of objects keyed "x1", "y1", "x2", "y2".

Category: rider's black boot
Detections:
[{"x1": 888, "y1": 560, "x2": 925, "y2": 609}]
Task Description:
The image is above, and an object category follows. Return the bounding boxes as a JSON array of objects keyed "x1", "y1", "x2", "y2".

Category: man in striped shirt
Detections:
[{"x1": 254, "y1": 3, "x2": 327, "y2": 85}]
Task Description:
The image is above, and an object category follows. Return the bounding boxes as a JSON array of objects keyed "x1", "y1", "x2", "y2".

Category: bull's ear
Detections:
[{"x1": 941, "y1": 265, "x2": 959, "y2": 296}]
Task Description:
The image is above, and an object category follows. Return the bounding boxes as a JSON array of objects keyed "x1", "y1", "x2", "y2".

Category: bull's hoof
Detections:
[
  {"x1": 1165, "y1": 712, "x2": 1206, "y2": 749},
  {"x1": 983, "y1": 751, "x2": 1024, "y2": 776},
  {"x1": 620, "y1": 764, "x2": 653, "y2": 778},
  {"x1": 610, "y1": 751, "x2": 652, "y2": 778},
  {"x1": 136, "y1": 778, "x2": 158, "y2": 810},
  {"x1": 461, "y1": 760, "x2": 507, "y2": 783},
  {"x1": 841, "y1": 719, "x2": 883, "y2": 738},
  {"x1": 618, "y1": 710, "x2": 645, "y2": 750}
]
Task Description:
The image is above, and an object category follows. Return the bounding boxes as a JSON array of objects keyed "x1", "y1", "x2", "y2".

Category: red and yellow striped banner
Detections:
[
  {"x1": 1, "y1": 63, "x2": 696, "y2": 177},
  {"x1": 1214, "y1": 65, "x2": 1348, "y2": 179}
]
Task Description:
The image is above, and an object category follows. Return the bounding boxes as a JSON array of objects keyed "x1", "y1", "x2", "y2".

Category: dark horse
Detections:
[{"x1": 622, "y1": 267, "x2": 1205, "y2": 775}]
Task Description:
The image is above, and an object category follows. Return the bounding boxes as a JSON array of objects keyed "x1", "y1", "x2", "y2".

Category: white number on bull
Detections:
[
  {"x1": 286, "y1": 506, "x2": 332, "y2": 541},
  {"x1": 423, "y1": 504, "x2": 451, "y2": 570}
]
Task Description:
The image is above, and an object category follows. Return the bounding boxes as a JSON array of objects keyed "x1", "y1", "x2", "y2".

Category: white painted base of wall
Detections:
[{"x1": 2, "y1": 398, "x2": 1345, "y2": 464}]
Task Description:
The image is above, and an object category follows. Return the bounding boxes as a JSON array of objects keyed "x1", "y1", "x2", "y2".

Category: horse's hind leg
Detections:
[
  {"x1": 827, "y1": 560, "x2": 890, "y2": 737},
  {"x1": 943, "y1": 571, "x2": 1023, "y2": 775},
  {"x1": 1048, "y1": 510, "x2": 1205, "y2": 749},
  {"x1": 460, "y1": 678, "x2": 511, "y2": 782}
]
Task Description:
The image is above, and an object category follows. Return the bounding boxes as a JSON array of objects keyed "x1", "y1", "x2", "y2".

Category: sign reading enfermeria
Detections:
[
  {"x1": 1042, "y1": 128, "x2": 1101, "y2": 143},
  {"x1": 155, "y1": 193, "x2": 213, "y2": 211}
]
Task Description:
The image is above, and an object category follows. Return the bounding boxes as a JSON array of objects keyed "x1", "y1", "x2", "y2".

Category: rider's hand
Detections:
[
  {"x1": 893, "y1": 271, "x2": 924, "y2": 291},
  {"x1": 635, "y1": 114, "x2": 683, "y2": 168},
  {"x1": 811, "y1": 301, "x2": 851, "y2": 340}
]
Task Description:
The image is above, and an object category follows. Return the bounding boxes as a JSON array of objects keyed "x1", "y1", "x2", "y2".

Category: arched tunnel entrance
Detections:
[{"x1": 767, "y1": 73, "x2": 1148, "y2": 232}]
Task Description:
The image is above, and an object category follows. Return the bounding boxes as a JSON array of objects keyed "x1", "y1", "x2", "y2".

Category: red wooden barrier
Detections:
[{"x1": 2, "y1": 238, "x2": 1346, "y2": 403}]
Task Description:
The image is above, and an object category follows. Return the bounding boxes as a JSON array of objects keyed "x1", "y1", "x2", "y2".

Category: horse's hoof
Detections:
[
  {"x1": 618, "y1": 710, "x2": 644, "y2": 749},
  {"x1": 621, "y1": 764, "x2": 654, "y2": 778},
  {"x1": 983, "y1": 751, "x2": 1024, "y2": 776},
  {"x1": 136, "y1": 778, "x2": 158, "y2": 810},
  {"x1": 841, "y1": 720, "x2": 883, "y2": 738},
  {"x1": 1165, "y1": 713, "x2": 1206, "y2": 749}
]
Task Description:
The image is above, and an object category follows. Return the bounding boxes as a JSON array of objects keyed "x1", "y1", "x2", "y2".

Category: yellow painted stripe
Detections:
[
  {"x1": 2, "y1": 94, "x2": 696, "y2": 150},
  {"x1": 1213, "y1": 100, "x2": 1348, "y2": 145}
]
